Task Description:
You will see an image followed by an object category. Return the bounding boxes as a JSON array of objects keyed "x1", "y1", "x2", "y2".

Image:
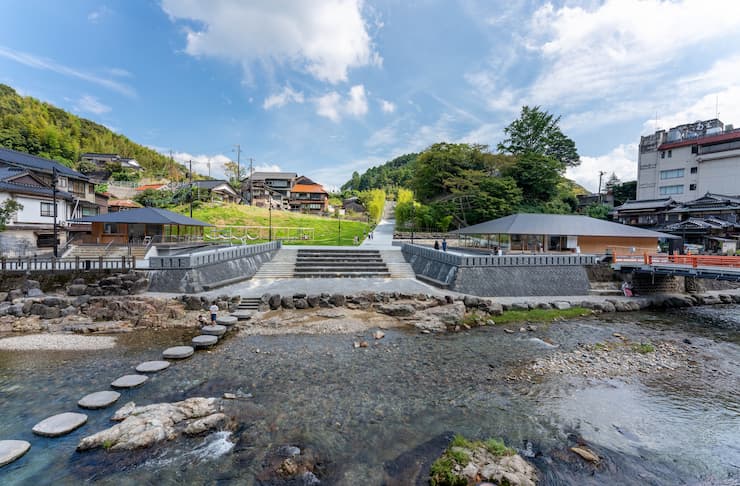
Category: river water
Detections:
[{"x1": 1, "y1": 305, "x2": 738, "y2": 485}]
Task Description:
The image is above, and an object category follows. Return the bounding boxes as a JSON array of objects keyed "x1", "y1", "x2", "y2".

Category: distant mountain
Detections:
[
  {"x1": 0, "y1": 84, "x2": 186, "y2": 179},
  {"x1": 341, "y1": 152, "x2": 418, "y2": 192}
]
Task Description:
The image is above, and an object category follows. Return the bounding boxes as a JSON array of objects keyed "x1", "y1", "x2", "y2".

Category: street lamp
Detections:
[
  {"x1": 52, "y1": 167, "x2": 59, "y2": 258},
  {"x1": 337, "y1": 208, "x2": 345, "y2": 245},
  {"x1": 411, "y1": 203, "x2": 415, "y2": 245},
  {"x1": 269, "y1": 198, "x2": 273, "y2": 242}
]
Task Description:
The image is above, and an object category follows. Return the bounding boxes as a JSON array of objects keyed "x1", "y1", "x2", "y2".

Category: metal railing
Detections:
[
  {"x1": 148, "y1": 240, "x2": 280, "y2": 270},
  {"x1": 402, "y1": 243, "x2": 597, "y2": 267},
  {"x1": 0, "y1": 255, "x2": 136, "y2": 272},
  {"x1": 616, "y1": 253, "x2": 740, "y2": 269}
]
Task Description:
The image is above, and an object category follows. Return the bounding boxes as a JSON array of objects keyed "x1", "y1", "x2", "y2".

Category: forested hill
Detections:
[
  {"x1": 341, "y1": 152, "x2": 418, "y2": 192},
  {"x1": 0, "y1": 84, "x2": 185, "y2": 178}
]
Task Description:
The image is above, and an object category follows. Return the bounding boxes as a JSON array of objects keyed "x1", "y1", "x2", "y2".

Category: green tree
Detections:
[
  {"x1": 0, "y1": 200, "x2": 23, "y2": 231},
  {"x1": 587, "y1": 203, "x2": 611, "y2": 219},
  {"x1": 498, "y1": 105, "x2": 580, "y2": 168},
  {"x1": 223, "y1": 160, "x2": 242, "y2": 187},
  {"x1": 611, "y1": 180, "x2": 637, "y2": 206},
  {"x1": 502, "y1": 152, "x2": 563, "y2": 203},
  {"x1": 134, "y1": 188, "x2": 174, "y2": 208}
]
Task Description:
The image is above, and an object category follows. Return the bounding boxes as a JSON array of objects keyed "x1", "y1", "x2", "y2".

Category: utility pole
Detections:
[
  {"x1": 52, "y1": 167, "x2": 58, "y2": 258},
  {"x1": 189, "y1": 160, "x2": 193, "y2": 218},
  {"x1": 207, "y1": 158, "x2": 211, "y2": 178},
  {"x1": 597, "y1": 171, "x2": 606, "y2": 204},
  {"x1": 249, "y1": 157, "x2": 253, "y2": 206},
  {"x1": 169, "y1": 150, "x2": 174, "y2": 181}
]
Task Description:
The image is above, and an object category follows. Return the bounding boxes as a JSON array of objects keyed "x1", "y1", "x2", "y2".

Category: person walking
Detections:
[
  {"x1": 434, "y1": 240, "x2": 440, "y2": 250},
  {"x1": 209, "y1": 303, "x2": 219, "y2": 323},
  {"x1": 442, "y1": 238, "x2": 447, "y2": 252}
]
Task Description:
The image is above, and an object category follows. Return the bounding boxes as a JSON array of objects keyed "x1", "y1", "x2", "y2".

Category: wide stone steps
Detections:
[
  {"x1": 237, "y1": 297, "x2": 262, "y2": 310},
  {"x1": 252, "y1": 249, "x2": 297, "y2": 278},
  {"x1": 293, "y1": 249, "x2": 390, "y2": 278}
]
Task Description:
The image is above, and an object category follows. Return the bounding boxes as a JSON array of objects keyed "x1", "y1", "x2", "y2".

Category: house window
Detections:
[
  {"x1": 661, "y1": 152, "x2": 665, "y2": 159},
  {"x1": 57, "y1": 176, "x2": 68, "y2": 188},
  {"x1": 689, "y1": 184, "x2": 697, "y2": 191},
  {"x1": 667, "y1": 150, "x2": 672, "y2": 158},
  {"x1": 660, "y1": 168, "x2": 684, "y2": 180},
  {"x1": 40, "y1": 201, "x2": 55, "y2": 217},
  {"x1": 659, "y1": 185, "x2": 684, "y2": 195},
  {"x1": 690, "y1": 167, "x2": 698, "y2": 174},
  {"x1": 103, "y1": 223, "x2": 119, "y2": 234},
  {"x1": 70, "y1": 180, "x2": 86, "y2": 195},
  {"x1": 691, "y1": 145, "x2": 698, "y2": 154},
  {"x1": 81, "y1": 206, "x2": 98, "y2": 217}
]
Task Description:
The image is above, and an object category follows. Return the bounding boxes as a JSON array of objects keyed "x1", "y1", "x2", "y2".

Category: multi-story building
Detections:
[
  {"x1": 288, "y1": 176, "x2": 328, "y2": 213},
  {"x1": 241, "y1": 172, "x2": 297, "y2": 209},
  {"x1": 637, "y1": 118, "x2": 740, "y2": 202},
  {"x1": 0, "y1": 147, "x2": 105, "y2": 254},
  {"x1": 80, "y1": 153, "x2": 143, "y2": 171}
]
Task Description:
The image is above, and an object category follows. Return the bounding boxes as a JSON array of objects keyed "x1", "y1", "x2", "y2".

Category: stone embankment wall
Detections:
[
  {"x1": 402, "y1": 244, "x2": 592, "y2": 296},
  {"x1": 148, "y1": 243, "x2": 280, "y2": 293}
]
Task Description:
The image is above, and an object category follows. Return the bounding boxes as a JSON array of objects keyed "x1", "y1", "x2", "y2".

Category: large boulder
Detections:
[
  {"x1": 376, "y1": 303, "x2": 416, "y2": 317},
  {"x1": 29, "y1": 303, "x2": 61, "y2": 319},
  {"x1": 76, "y1": 397, "x2": 229, "y2": 451},
  {"x1": 268, "y1": 294, "x2": 282, "y2": 310},
  {"x1": 329, "y1": 294, "x2": 346, "y2": 307},
  {"x1": 414, "y1": 302, "x2": 466, "y2": 332},
  {"x1": 281, "y1": 296, "x2": 295, "y2": 310}
]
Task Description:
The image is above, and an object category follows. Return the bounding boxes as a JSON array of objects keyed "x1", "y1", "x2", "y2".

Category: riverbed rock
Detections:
[
  {"x1": 29, "y1": 303, "x2": 61, "y2": 319},
  {"x1": 78, "y1": 391, "x2": 121, "y2": 409},
  {"x1": 32, "y1": 412, "x2": 88, "y2": 437},
  {"x1": 374, "y1": 330, "x2": 385, "y2": 340},
  {"x1": 479, "y1": 454, "x2": 538, "y2": 486},
  {"x1": 294, "y1": 298, "x2": 308, "y2": 309},
  {"x1": 306, "y1": 295, "x2": 320, "y2": 308},
  {"x1": 76, "y1": 397, "x2": 227, "y2": 451},
  {"x1": 136, "y1": 360, "x2": 171, "y2": 373},
  {"x1": 0, "y1": 440, "x2": 31, "y2": 467},
  {"x1": 26, "y1": 288, "x2": 44, "y2": 298},
  {"x1": 330, "y1": 293, "x2": 346, "y2": 307},
  {"x1": 413, "y1": 302, "x2": 465, "y2": 332},
  {"x1": 111, "y1": 374, "x2": 149, "y2": 389},
  {"x1": 268, "y1": 294, "x2": 281, "y2": 310},
  {"x1": 553, "y1": 301, "x2": 571, "y2": 310},
  {"x1": 376, "y1": 303, "x2": 416, "y2": 317},
  {"x1": 570, "y1": 446, "x2": 600, "y2": 464},
  {"x1": 162, "y1": 346, "x2": 194, "y2": 359},
  {"x1": 192, "y1": 335, "x2": 218, "y2": 348}
]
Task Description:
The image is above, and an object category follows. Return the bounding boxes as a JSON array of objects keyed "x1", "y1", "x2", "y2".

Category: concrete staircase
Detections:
[
  {"x1": 381, "y1": 250, "x2": 416, "y2": 278},
  {"x1": 252, "y1": 248, "x2": 297, "y2": 278},
  {"x1": 64, "y1": 244, "x2": 149, "y2": 260},
  {"x1": 293, "y1": 249, "x2": 390, "y2": 278},
  {"x1": 236, "y1": 297, "x2": 262, "y2": 311}
]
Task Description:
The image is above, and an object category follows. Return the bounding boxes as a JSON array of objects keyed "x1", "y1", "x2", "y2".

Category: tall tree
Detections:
[
  {"x1": 0, "y1": 200, "x2": 23, "y2": 231},
  {"x1": 498, "y1": 105, "x2": 580, "y2": 168},
  {"x1": 502, "y1": 152, "x2": 563, "y2": 203}
]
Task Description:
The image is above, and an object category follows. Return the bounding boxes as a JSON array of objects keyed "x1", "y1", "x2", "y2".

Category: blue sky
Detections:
[{"x1": 2, "y1": 0, "x2": 740, "y2": 191}]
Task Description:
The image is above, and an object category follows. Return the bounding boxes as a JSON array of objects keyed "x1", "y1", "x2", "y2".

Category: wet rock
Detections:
[
  {"x1": 306, "y1": 295, "x2": 320, "y2": 308},
  {"x1": 192, "y1": 335, "x2": 218, "y2": 348},
  {"x1": 504, "y1": 329, "x2": 515, "y2": 334},
  {"x1": 33, "y1": 412, "x2": 88, "y2": 437},
  {"x1": 359, "y1": 341, "x2": 369, "y2": 348},
  {"x1": 479, "y1": 454, "x2": 538, "y2": 486},
  {"x1": 294, "y1": 298, "x2": 309, "y2": 309},
  {"x1": 111, "y1": 374, "x2": 149, "y2": 389},
  {"x1": 135, "y1": 361, "x2": 171, "y2": 373},
  {"x1": 0, "y1": 439, "x2": 31, "y2": 467},
  {"x1": 223, "y1": 393, "x2": 236, "y2": 399},
  {"x1": 201, "y1": 325, "x2": 227, "y2": 336},
  {"x1": 77, "y1": 397, "x2": 227, "y2": 451},
  {"x1": 570, "y1": 446, "x2": 600, "y2": 464},
  {"x1": 374, "y1": 330, "x2": 385, "y2": 340},
  {"x1": 414, "y1": 302, "x2": 466, "y2": 332},
  {"x1": 601, "y1": 302, "x2": 616, "y2": 313}
]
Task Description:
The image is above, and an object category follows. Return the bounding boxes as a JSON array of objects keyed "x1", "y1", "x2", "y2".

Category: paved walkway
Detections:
[{"x1": 360, "y1": 217, "x2": 396, "y2": 249}]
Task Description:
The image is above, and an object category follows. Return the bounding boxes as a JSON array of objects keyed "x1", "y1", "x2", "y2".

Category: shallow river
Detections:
[{"x1": 1, "y1": 305, "x2": 738, "y2": 485}]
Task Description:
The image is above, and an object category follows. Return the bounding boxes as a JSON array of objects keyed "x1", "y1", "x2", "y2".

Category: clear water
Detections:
[{"x1": 0, "y1": 306, "x2": 738, "y2": 485}]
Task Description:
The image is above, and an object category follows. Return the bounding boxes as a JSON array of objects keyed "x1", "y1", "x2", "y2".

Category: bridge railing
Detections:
[{"x1": 615, "y1": 253, "x2": 740, "y2": 269}]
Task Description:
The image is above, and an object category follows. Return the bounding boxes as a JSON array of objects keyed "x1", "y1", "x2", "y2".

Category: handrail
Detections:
[
  {"x1": 614, "y1": 253, "x2": 740, "y2": 269},
  {"x1": 401, "y1": 243, "x2": 597, "y2": 267}
]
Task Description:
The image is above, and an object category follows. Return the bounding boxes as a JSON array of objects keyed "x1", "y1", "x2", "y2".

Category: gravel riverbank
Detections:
[{"x1": 0, "y1": 334, "x2": 117, "y2": 351}]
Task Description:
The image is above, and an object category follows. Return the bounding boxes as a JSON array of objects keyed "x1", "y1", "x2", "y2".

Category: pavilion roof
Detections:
[{"x1": 70, "y1": 207, "x2": 212, "y2": 226}]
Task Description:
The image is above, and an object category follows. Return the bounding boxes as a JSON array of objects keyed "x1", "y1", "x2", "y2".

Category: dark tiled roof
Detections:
[
  {"x1": 243, "y1": 171, "x2": 297, "y2": 181},
  {"x1": 192, "y1": 179, "x2": 235, "y2": 190},
  {"x1": 455, "y1": 213, "x2": 679, "y2": 239},
  {"x1": 612, "y1": 198, "x2": 676, "y2": 211},
  {"x1": 70, "y1": 207, "x2": 212, "y2": 226},
  {"x1": 0, "y1": 147, "x2": 87, "y2": 179},
  {"x1": 0, "y1": 180, "x2": 74, "y2": 200}
]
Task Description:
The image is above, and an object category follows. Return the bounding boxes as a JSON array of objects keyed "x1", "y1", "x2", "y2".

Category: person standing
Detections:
[
  {"x1": 434, "y1": 240, "x2": 440, "y2": 250},
  {"x1": 209, "y1": 303, "x2": 219, "y2": 323},
  {"x1": 442, "y1": 238, "x2": 447, "y2": 252}
]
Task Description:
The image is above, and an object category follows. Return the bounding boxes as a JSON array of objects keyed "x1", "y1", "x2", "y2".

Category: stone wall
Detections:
[
  {"x1": 453, "y1": 266, "x2": 591, "y2": 296},
  {"x1": 631, "y1": 273, "x2": 684, "y2": 294},
  {"x1": 147, "y1": 250, "x2": 276, "y2": 293}
]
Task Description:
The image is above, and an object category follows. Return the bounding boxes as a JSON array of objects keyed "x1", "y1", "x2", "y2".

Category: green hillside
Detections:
[
  {"x1": 174, "y1": 203, "x2": 371, "y2": 246},
  {"x1": 0, "y1": 84, "x2": 186, "y2": 179},
  {"x1": 342, "y1": 152, "x2": 417, "y2": 192}
]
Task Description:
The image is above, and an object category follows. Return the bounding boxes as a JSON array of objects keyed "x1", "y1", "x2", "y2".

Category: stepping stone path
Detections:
[
  {"x1": 78, "y1": 391, "x2": 121, "y2": 409},
  {"x1": 230, "y1": 310, "x2": 253, "y2": 320},
  {"x1": 136, "y1": 360, "x2": 171, "y2": 373},
  {"x1": 111, "y1": 374, "x2": 148, "y2": 389},
  {"x1": 216, "y1": 315, "x2": 238, "y2": 326},
  {"x1": 0, "y1": 440, "x2": 31, "y2": 467},
  {"x1": 201, "y1": 325, "x2": 227, "y2": 337},
  {"x1": 192, "y1": 335, "x2": 218, "y2": 348},
  {"x1": 32, "y1": 412, "x2": 88, "y2": 437},
  {"x1": 163, "y1": 346, "x2": 194, "y2": 359}
]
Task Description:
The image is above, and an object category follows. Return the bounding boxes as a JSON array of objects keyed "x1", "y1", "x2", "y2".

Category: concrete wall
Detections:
[
  {"x1": 578, "y1": 236, "x2": 658, "y2": 255},
  {"x1": 147, "y1": 250, "x2": 275, "y2": 293}
]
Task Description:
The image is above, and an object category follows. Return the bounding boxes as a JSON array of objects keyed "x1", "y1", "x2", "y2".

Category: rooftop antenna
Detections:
[{"x1": 715, "y1": 95, "x2": 720, "y2": 120}]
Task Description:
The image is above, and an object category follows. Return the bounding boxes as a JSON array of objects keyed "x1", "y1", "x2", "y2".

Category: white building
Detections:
[{"x1": 637, "y1": 119, "x2": 740, "y2": 203}]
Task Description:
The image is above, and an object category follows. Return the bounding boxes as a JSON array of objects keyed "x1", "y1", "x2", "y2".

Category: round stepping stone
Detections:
[
  {"x1": 136, "y1": 360, "x2": 171, "y2": 373},
  {"x1": 192, "y1": 334, "x2": 218, "y2": 348},
  {"x1": 32, "y1": 412, "x2": 87, "y2": 437},
  {"x1": 216, "y1": 315, "x2": 238, "y2": 326},
  {"x1": 163, "y1": 346, "x2": 194, "y2": 359},
  {"x1": 78, "y1": 390, "x2": 121, "y2": 410},
  {"x1": 231, "y1": 310, "x2": 253, "y2": 320},
  {"x1": 201, "y1": 325, "x2": 226, "y2": 337},
  {"x1": 111, "y1": 374, "x2": 148, "y2": 389},
  {"x1": 0, "y1": 440, "x2": 31, "y2": 467}
]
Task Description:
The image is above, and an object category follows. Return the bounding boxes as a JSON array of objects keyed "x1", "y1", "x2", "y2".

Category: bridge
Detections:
[{"x1": 612, "y1": 253, "x2": 740, "y2": 282}]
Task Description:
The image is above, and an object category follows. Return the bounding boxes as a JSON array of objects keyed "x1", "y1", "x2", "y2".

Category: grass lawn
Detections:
[
  {"x1": 494, "y1": 306, "x2": 591, "y2": 324},
  {"x1": 172, "y1": 203, "x2": 372, "y2": 246}
]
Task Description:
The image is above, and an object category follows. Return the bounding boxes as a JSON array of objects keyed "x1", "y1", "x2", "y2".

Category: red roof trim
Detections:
[{"x1": 658, "y1": 130, "x2": 740, "y2": 150}]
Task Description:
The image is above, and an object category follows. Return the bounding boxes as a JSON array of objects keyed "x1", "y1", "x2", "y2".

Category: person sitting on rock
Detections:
[
  {"x1": 197, "y1": 314, "x2": 208, "y2": 326},
  {"x1": 621, "y1": 281, "x2": 634, "y2": 297}
]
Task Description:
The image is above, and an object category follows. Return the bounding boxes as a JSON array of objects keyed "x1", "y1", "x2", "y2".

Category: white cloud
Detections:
[
  {"x1": 567, "y1": 144, "x2": 638, "y2": 193},
  {"x1": 170, "y1": 151, "x2": 233, "y2": 179},
  {"x1": 263, "y1": 86, "x2": 304, "y2": 110},
  {"x1": 527, "y1": 0, "x2": 740, "y2": 105},
  {"x1": 253, "y1": 163, "x2": 282, "y2": 173},
  {"x1": 0, "y1": 45, "x2": 135, "y2": 97},
  {"x1": 379, "y1": 99, "x2": 395, "y2": 113},
  {"x1": 88, "y1": 6, "x2": 112, "y2": 23},
  {"x1": 161, "y1": 0, "x2": 381, "y2": 84},
  {"x1": 366, "y1": 125, "x2": 397, "y2": 148},
  {"x1": 315, "y1": 84, "x2": 368, "y2": 122},
  {"x1": 75, "y1": 95, "x2": 111, "y2": 115},
  {"x1": 642, "y1": 85, "x2": 740, "y2": 135}
]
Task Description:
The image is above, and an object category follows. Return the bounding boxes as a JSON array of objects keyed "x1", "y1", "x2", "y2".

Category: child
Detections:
[
  {"x1": 209, "y1": 303, "x2": 219, "y2": 323},
  {"x1": 197, "y1": 314, "x2": 208, "y2": 326}
]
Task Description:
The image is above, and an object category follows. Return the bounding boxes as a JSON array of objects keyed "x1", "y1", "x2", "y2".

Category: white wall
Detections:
[{"x1": 0, "y1": 192, "x2": 72, "y2": 225}]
